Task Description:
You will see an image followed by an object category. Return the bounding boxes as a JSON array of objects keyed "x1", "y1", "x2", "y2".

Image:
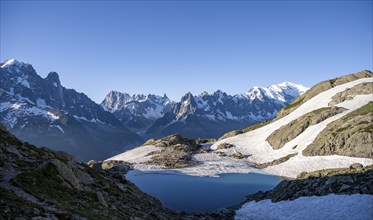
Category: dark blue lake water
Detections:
[{"x1": 125, "y1": 170, "x2": 281, "y2": 212}]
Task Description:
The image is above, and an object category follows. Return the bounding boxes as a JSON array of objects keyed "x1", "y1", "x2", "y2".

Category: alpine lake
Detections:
[{"x1": 125, "y1": 170, "x2": 281, "y2": 212}]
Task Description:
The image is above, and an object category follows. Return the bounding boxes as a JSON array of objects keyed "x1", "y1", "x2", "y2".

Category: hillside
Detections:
[{"x1": 0, "y1": 125, "x2": 232, "y2": 219}]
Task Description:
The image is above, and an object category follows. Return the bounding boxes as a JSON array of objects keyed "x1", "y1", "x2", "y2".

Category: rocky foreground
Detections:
[
  {"x1": 242, "y1": 165, "x2": 373, "y2": 204},
  {"x1": 0, "y1": 125, "x2": 233, "y2": 219},
  {"x1": 234, "y1": 166, "x2": 373, "y2": 219}
]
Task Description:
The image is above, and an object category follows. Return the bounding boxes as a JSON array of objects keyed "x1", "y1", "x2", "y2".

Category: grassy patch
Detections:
[
  {"x1": 343, "y1": 102, "x2": 373, "y2": 119},
  {"x1": 11, "y1": 164, "x2": 106, "y2": 219},
  {"x1": 297, "y1": 165, "x2": 373, "y2": 179},
  {"x1": 0, "y1": 186, "x2": 42, "y2": 218},
  {"x1": 282, "y1": 97, "x2": 305, "y2": 111}
]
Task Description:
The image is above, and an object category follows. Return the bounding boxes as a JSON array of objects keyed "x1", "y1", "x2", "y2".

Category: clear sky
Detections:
[{"x1": 1, "y1": 0, "x2": 372, "y2": 103}]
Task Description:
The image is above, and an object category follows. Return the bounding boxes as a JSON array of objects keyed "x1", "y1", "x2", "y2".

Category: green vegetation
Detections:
[
  {"x1": 282, "y1": 97, "x2": 305, "y2": 111},
  {"x1": 342, "y1": 102, "x2": 373, "y2": 119},
  {"x1": 297, "y1": 165, "x2": 373, "y2": 179},
  {"x1": 11, "y1": 164, "x2": 105, "y2": 220},
  {"x1": 303, "y1": 102, "x2": 373, "y2": 158},
  {"x1": 218, "y1": 120, "x2": 271, "y2": 140},
  {"x1": 0, "y1": 187, "x2": 43, "y2": 219}
]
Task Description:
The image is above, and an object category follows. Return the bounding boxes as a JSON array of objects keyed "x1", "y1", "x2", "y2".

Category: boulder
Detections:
[
  {"x1": 231, "y1": 152, "x2": 245, "y2": 159},
  {"x1": 217, "y1": 143, "x2": 235, "y2": 150},
  {"x1": 349, "y1": 163, "x2": 363, "y2": 170}
]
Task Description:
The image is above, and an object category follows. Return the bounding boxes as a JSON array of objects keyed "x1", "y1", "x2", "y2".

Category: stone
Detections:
[
  {"x1": 339, "y1": 184, "x2": 351, "y2": 192},
  {"x1": 231, "y1": 152, "x2": 245, "y2": 159},
  {"x1": 32, "y1": 208, "x2": 40, "y2": 215},
  {"x1": 216, "y1": 143, "x2": 235, "y2": 150},
  {"x1": 43, "y1": 159, "x2": 82, "y2": 190},
  {"x1": 96, "y1": 192, "x2": 108, "y2": 208},
  {"x1": 349, "y1": 163, "x2": 363, "y2": 170}
]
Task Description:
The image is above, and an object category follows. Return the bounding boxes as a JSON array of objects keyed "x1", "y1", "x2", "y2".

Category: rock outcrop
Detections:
[
  {"x1": 303, "y1": 102, "x2": 373, "y2": 158},
  {"x1": 329, "y1": 82, "x2": 373, "y2": 106},
  {"x1": 266, "y1": 107, "x2": 346, "y2": 149},
  {"x1": 145, "y1": 135, "x2": 204, "y2": 168},
  {"x1": 256, "y1": 153, "x2": 298, "y2": 169},
  {"x1": 243, "y1": 166, "x2": 373, "y2": 204}
]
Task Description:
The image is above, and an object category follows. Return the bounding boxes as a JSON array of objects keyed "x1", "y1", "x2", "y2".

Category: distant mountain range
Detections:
[
  {"x1": 0, "y1": 59, "x2": 307, "y2": 160},
  {"x1": 102, "y1": 82, "x2": 308, "y2": 139},
  {"x1": 0, "y1": 59, "x2": 142, "y2": 161}
]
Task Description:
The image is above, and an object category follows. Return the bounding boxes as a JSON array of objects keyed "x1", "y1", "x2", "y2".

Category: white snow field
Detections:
[
  {"x1": 108, "y1": 77, "x2": 373, "y2": 178},
  {"x1": 235, "y1": 194, "x2": 373, "y2": 220},
  {"x1": 106, "y1": 145, "x2": 161, "y2": 164}
]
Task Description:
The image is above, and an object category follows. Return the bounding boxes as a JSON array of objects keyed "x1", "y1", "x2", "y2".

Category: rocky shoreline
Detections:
[{"x1": 240, "y1": 165, "x2": 373, "y2": 205}]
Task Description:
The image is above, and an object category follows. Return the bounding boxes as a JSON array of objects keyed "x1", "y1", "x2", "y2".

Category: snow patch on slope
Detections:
[
  {"x1": 106, "y1": 145, "x2": 161, "y2": 164},
  {"x1": 235, "y1": 194, "x2": 373, "y2": 220},
  {"x1": 17, "y1": 77, "x2": 30, "y2": 88}
]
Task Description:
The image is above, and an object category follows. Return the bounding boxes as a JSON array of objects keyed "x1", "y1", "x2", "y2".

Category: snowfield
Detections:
[
  {"x1": 235, "y1": 194, "x2": 373, "y2": 220},
  {"x1": 106, "y1": 145, "x2": 161, "y2": 164},
  {"x1": 108, "y1": 77, "x2": 373, "y2": 178}
]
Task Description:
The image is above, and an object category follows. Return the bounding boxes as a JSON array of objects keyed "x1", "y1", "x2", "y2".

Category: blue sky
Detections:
[{"x1": 1, "y1": 0, "x2": 372, "y2": 102}]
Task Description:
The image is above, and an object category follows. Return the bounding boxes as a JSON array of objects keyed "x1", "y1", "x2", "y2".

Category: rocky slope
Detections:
[
  {"x1": 0, "y1": 125, "x2": 233, "y2": 219},
  {"x1": 0, "y1": 59, "x2": 143, "y2": 161}
]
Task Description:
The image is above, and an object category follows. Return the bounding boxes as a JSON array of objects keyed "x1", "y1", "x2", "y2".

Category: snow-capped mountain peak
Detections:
[
  {"x1": 101, "y1": 91, "x2": 174, "y2": 131},
  {"x1": 1, "y1": 59, "x2": 20, "y2": 68},
  {"x1": 244, "y1": 82, "x2": 308, "y2": 102},
  {"x1": 0, "y1": 59, "x2": 31, "y2": 73}
]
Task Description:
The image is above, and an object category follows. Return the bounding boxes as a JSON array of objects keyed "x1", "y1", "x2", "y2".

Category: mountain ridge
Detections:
[{"x1": 102, "y1": 81, "x2": 308, "y2": 139}]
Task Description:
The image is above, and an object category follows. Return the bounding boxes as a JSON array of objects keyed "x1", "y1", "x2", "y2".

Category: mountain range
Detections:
[
  {"x1": 102, "y1": 81, "x2": 308, "y2": 139},
  {"x1": 0, "y1": 59, "x2": 307, "y2": 160}
]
